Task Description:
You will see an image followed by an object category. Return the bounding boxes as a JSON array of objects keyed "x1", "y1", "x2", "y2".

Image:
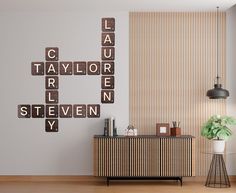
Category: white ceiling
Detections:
[{"x1": 0, "y1": 0, "x2": 235, "y2": 12}]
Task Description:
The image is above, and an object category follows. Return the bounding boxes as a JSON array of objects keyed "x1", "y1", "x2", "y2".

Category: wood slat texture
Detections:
[
  {"x1": 94, "y1": 138, "x2": 129, "y2": 177},
  {"x1": 129, "y1": 138, "x2": 160, "y2": 176},
  {"x1": 160, "y1": 138, "x2": 193, "y2": 176},
  {"x1": 129, "y1": 12, "x2": 226, "y2": 176},
  {"x1": 94, "y1": 136, "x2": 194, "y2": 177}
]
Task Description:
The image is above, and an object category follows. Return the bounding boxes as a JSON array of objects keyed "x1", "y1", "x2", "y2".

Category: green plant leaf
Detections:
[{"x1": 201, "y1": 115, "x2": 236, "y2": 140}]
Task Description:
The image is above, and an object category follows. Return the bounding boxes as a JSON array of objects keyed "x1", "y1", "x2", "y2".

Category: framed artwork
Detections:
[{"x1": 156, "y1": 123, "x2": 170, "y2": 136}]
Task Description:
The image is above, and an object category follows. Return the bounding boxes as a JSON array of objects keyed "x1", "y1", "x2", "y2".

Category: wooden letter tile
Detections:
[
  {"x1": 102, "y1": 18, "x2": 115, "y2": 32},
  {"x1": 102, "y1": 33, "x2": 115, "y2": 46},
  {"x1": 45, "y1": 47, "x2": 59, "y2": 61},
  {"x1": 60, "y1": 61, "x2": 72, "y2": 75},
  {"x1": 60, "y1": 104, "x2": 72, "y2": 118},
  {"x1": 45, "y1": 76, "x2": 59, "y2": 89},
  {"x1": 73, "y1": 104, "x2": 86, "y2": 118},
  {"x1": 46, "y1": 62, "x2": 58, "y2": 75},
  {"x1": 101, "y1": 76, "x2": 114, "y2": 89},
  {"x1": 101, "y1": 47, "x2": 115, "y2": 60},
  {"x1": 45, "y1": 119, "x2": 58, "y2": 132},
  {"x1": 101, "y1": 90, "x2": 114, "y2": 103},
  {"x1": 87, "y1": 61, "x2": 100, "y2": 75},
  {"x1": 45, "y1": 90, "x2": 58, "y2": 104},
  {"x1": 31, "y1": 62, "x2": 44, "y2": 75},
  {"x1": 32, "y1": 105, "x2": 44, "y2": 118},
  {"x1": 46, "y1": 105, "x2": 58, "y2": 118},
  {"x1": 74, "y1": 61, "x2": 87, "y2": 75},
  {"x1": 87, "y1": 104, "x2": 100, "y2": 118},
  {"x1": 102, "y1": 62, "x2": 114, "y2": 75},
  {"x1": 18, "y1": 105, "x2": 31, "y2": 118}
]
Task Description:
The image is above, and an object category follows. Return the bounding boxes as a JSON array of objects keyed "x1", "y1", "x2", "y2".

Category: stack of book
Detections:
[{"x1": 104, "y1": 117, "x2": 117, "y2": 136}]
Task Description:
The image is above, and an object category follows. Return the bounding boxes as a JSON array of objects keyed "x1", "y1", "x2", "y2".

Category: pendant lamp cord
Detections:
[{"x1": 216, "y1": 6, "x2": 219, "y2": 85}]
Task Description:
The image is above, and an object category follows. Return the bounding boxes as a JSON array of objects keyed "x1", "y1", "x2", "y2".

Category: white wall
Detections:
[
  {"x1": 226, "y1": 5, "x2": 236, "y2": 175},
  {"x1": 0, "y1": 11, "x2": 129, "y2": 175}
]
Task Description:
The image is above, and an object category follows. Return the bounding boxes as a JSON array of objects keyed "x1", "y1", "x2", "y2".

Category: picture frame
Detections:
[{"x1": 156, "y1": 123, "x2": 170, "y2": 136}]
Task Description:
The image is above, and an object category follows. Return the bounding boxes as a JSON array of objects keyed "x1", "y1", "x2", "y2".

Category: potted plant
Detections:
[{"x1": 201, "y1": 115, "x2": 236, "y2": 153}]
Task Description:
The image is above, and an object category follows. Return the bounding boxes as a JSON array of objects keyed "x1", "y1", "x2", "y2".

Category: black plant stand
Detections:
[{"x1": 205, "y1": 154, "x2": 230, "y2": 188}]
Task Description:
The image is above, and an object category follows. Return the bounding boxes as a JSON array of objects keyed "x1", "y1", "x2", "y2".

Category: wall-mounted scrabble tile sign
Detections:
[{"x1": 17, "y1": 18, "x2": 115, "y2": 132}]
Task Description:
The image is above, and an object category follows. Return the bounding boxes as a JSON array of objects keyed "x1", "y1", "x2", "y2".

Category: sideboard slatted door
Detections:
[
  {"x1": 94, "y1": 136, "x2": 195, "y2": 177},
  {"x1": 94, "y1": 137, "x2": 129, "y2": 176},
  {"x1": 129, "y1": 137, "x2": 160, "y2": 176},
  {"x1": 160, "y1": 138, "x2": 195, "y2": 177}
]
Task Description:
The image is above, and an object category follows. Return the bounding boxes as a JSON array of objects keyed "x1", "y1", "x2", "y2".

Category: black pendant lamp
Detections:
[{"x1": 206, "y1": 7, "x2": 229, "y2": 99}]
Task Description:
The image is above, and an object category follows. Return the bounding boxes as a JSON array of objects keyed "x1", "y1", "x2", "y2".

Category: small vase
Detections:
[{"x1": 213, "y1": 139, "x2": 225, "y2": 153}]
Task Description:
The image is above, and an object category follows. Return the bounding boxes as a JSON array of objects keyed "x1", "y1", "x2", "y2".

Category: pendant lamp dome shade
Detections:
[
  {"x1": 206, "y1": 83, "x2": 229, "y2": 99},
  {"x1": 206, "y1": 7, "x2": 229, "y2": 99}
]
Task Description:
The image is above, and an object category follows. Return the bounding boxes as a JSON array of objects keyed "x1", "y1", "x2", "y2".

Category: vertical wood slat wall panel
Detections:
[{"x1": 129, "y1": 12, "x2": 226, "y2": 176}]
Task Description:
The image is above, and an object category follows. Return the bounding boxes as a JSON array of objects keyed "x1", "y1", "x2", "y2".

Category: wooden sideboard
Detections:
[{"x1": 93, "y1": 135, "x2": 195, "y2": 185}]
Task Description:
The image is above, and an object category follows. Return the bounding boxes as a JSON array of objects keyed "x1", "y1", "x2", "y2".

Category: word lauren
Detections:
[{"x1": 17, "y1": 17, "x2": 115, "y2": 132}]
